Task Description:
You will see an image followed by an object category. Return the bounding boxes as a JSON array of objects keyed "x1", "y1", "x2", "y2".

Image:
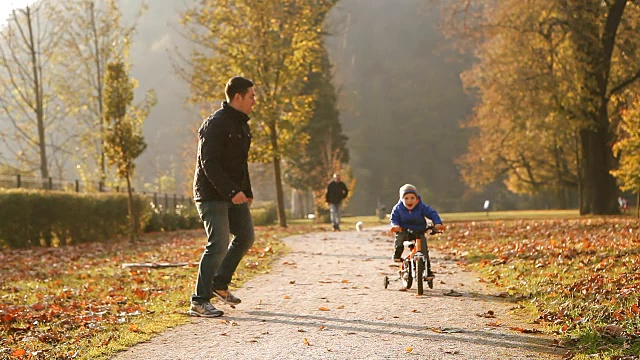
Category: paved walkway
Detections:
[{"x1": 112, "y1": 227, "x2": 564, "y2": 359}]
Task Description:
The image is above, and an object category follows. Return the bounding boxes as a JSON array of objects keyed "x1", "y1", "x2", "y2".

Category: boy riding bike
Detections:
[{"x1": 390, "y1": 184, "x2": 444, "y2": 279}]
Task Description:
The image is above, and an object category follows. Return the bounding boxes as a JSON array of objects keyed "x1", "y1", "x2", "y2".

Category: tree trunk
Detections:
[
  {"x1": 26, "y1": 7, "x2": 48, "y2": 180},
  {"x1": 579, "y1": 125, "x2": 619, "y2": 215},
  {"x1": 578, "y1": 0, "x2": 627, "y2": 215},
  {"x1": 126, "y1": 172, "x2": 138, "y2": 242},
  {"x1": 272, "y1": 155, "x2": 286, "y2": 227},
  {"x1": 269, "y1": 122, "x2": 287, "y2": 227}
]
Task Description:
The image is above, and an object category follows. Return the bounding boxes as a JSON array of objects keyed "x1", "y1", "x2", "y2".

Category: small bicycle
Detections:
[{"x1": 383, "y1": 226, "x2": 441, "y2": 295}]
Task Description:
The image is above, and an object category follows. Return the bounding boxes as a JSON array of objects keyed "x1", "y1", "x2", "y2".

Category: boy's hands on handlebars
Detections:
[
  {"x1": 390, "y1": 225, "x2": 402, "y2": 233},
  {"x1": 434, "y1": 223, "x2": 445, "y2": 232}
]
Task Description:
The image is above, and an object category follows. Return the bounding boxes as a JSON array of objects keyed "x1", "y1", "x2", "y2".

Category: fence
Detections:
[{"x1": 0, "y1": 174, "x2": 192, "y2": 211}]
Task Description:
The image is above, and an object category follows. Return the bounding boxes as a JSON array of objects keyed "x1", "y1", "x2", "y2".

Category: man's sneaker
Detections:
[
  {"x1": 188, "y1": 301, "x2": 223, "y2": 317},
  {"x1": 212, "y1": 289, "x2": 241, "y2": 305}
]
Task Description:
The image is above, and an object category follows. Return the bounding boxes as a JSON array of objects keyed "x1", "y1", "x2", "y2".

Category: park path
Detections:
[{"x1": 112, "y1": 226, "x2": 565, "y2": 360}]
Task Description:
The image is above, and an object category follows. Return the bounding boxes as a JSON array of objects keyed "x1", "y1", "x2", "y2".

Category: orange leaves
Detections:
[
  {"x1": 12, "y1": 348, "x2": 27, "y2": 357},
  {"x1": 0, "y1": 226, "x2": 304, "y2": 358},
  {"x1": 431, "y1": 218, "x2": 640, "y2": 341},
  {"x1": 509, "y1": 326, "x2": 541, "y2": 334}
]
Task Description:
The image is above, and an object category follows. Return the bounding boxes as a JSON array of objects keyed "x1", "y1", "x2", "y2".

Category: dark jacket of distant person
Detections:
[
  {"x1": 326, "y1": 180, "x2": 348, "y2": 204},
  {"x1": 193, "y1": 101, "x2": 253, "y2": 202}
]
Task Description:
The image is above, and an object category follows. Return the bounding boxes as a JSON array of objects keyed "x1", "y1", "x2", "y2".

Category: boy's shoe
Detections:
[
  {"x1": 393, "y1": 257, "x2": 402, "y2": 263},
  {"x1": 212, "y1": 289, "x2": 242, "y2": 305},
  {"x1": 426, "y1": 271, "x2": 435, "y2": 279},
  {"x1": 188, "y1": 301, "x2": 224, "y2": 317}
]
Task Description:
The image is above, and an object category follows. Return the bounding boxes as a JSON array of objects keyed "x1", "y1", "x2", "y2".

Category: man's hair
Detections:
[{"x1": 225, "y1": 76, "x2": 254, "y2": 102}]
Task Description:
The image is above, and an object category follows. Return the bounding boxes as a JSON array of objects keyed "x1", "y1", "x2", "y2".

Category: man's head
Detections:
[
  {"x1": 333, "y1": 173, "x2": 340, "y2": 182},
  {"x1": 225, "y1": 76, "x2": 255, "y2": 115},
  {"x1": 399, "y1": 184, "x2": 419, "y2": 210}
]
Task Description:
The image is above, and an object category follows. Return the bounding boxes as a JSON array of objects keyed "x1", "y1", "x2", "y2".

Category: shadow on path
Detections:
[{"x1": 221, "y1": 310, "x2": 561, "y2": 355}]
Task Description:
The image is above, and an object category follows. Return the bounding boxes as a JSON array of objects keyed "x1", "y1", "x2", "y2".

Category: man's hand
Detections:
[
  {"x1": 231, "y1": 191, "x2": 248, "y2": 204},
  {"x1": 248, "y1": 197, "x2": 253, "y2": 207},
  {"x1": 434, "y1": 223, "x2": 445, "y2": 232}
]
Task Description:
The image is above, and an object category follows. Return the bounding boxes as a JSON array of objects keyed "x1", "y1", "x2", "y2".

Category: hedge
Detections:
[
  {"x1": 0, "y1": 189, "x2": 151, "y2": 248},
  {"x1": 0, "y1": 190, "x2": 279, "y2": 248}
]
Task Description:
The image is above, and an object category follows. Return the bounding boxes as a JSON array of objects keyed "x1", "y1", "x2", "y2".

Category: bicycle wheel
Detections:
[
  {"x1": 416, "y1": 258, "x2": 425, "y2": 295},
  {"x1": 401, "y1": 259, "x2": 413, "y2": 289}
]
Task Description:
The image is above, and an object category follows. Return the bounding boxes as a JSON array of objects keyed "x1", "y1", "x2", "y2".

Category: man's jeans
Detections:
[
  {"x1": 329, "y1": 202, "x2": 341, "y2": 230},
  {"x1": 191, "y1": 201, "x2": 255, "y2": 303}
]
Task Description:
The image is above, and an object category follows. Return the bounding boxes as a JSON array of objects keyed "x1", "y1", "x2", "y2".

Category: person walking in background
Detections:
[
  {"x1": 325, "y1": 173, "x2": 349, "y2": 231},
  {"x1": 189, "y1": 76, "x2": 256, "y2": 318}
]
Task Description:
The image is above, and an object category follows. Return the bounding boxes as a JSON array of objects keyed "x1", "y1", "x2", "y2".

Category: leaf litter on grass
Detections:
[
  {"x1": 430, "y1": 218, "x2": 640, "y2": 357},
  {"x1": 0, "y1": 224, "x2": 318, "y2": 359}
]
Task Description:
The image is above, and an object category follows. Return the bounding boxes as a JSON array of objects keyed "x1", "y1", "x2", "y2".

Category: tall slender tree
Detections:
[
  {"x1": 284, "y1": 46, "x2": 349, "y2": 216},
  {"x1": 181, "y1": 0, "x2": 337, "y2": 227},
  {"x1": 103, "y1": 61, "x2": 155, "y2": 242},
  {"x1": 0, "y1": 3, "x2": 65, "y2": 180},
  {"x1": 57, "y1": 0, "x2": 143, "y2": 185}
]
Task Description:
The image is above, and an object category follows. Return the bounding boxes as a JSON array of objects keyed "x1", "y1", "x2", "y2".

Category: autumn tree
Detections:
[
  {"x1": 444, "y1": 0, "x2": 640, "y2": 214},
  {"x1": 103, "y1": 61, "x2": 155, "y2": 242},
  {"x1": 56, "y1": 0, "x2": 143, "y2": 185},
  {"x1": 0, "y1": 3, "x2": 66, "y2": 180},
  {"x1": 284, "y1": 46, "x2": 349, "y2": 217},
  {"x1": 181, "y1": 0, "x2": 337, "y2": 227},
  {"x1": 611, "y1": 94, "x2": 640, "y2": 217}
]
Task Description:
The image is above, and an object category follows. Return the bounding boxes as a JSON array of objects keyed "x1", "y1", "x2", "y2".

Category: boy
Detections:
[{"x1": 390, "y1": 184, "x2": 444, "y2": 277}]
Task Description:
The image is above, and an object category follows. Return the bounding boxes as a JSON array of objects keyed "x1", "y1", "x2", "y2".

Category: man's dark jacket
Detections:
[
  {"x1": 325, "y1": 181, "x2": 348, "y2": 204},
  {"x1": 193, "y1": 102, "x2": 253, "y2": 202}
]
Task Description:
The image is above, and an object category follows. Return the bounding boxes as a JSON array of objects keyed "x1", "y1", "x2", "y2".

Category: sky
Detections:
[{"x1": 0, "y1": 1, "x2": 35, "y2": 26}]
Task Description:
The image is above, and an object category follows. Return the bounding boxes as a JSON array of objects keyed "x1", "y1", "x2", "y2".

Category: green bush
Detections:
[
  {"x1": 0, "y1": 189, "x2": 148, "y2": 248},
  {"x1": 143, "y1": 203, "x2": 202, "y2": 233},
  {"x1": 251, "y1": 201, "x2": 277, "y2": 226}
]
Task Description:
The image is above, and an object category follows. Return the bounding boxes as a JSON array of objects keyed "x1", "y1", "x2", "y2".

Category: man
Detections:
[
  {"x1": 189, "y1": 76, "x2": 256, "y2": 317},
  {"x1": 325, "y1": 173, "x2": 349, "y2": 231}
]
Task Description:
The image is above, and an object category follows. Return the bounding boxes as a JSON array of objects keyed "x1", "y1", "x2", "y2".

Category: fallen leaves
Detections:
[
  {"x1": 443, "y1": 289, "x2": 462, "y2": 297},
  {"x1": 431, "y1": 217, "x2": 640, "y2": 347},
  {"x1": 476, "y1": 310, "x2": 495, "y2": 318},
  {"x1": 509, "y1": 326, "x2": 541, "y2": 334},
  {"x1": 0, "y1": 225, "x2": 303, "y2": 358}
]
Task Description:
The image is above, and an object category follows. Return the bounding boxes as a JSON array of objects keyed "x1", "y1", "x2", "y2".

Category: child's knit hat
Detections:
[{"x1": 399, "y1": 184, "x2": 418, "y2": 199}]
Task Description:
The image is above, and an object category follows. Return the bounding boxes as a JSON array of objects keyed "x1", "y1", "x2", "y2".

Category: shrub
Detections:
[
  {"x1": 0, "y1": 189, "x2": 148, "y2": 248},
  {"x1": 142, "y1": 202, "x2": 201, "y2": 233},
  {"x1": 250, "y1": 201, "x2": 277, "y2": 226}
]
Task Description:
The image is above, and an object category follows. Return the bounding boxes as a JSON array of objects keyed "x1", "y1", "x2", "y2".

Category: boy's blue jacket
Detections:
[{"x1": 390, "y1": 197, "x2": 442, "y2": 231}]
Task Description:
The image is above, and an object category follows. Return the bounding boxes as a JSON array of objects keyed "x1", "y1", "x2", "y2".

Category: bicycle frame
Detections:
[
  {"x1": 385, "y1": 226, "x2": 437, "y2": 295},
  {"x1": 403, "y1": 236, "x2": 426, "y2": 283}
]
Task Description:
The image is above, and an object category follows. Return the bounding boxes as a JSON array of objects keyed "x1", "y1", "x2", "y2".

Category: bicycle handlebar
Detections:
[{"x1": 391, "y1": 225, "x2": 444, "y2": 235}]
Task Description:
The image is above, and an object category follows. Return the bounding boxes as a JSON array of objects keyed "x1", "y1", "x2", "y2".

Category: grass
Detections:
[
  {"x1": 3, "y1": 209, "x2": 639, "y2": 359},
  {"x1": 440, "y1": 209, "x2": 580, "y2": 222},
  {"x1": 429, "y1": 216, "x2": 640, "y2": 359},
  {"x1": 0, "y1": 224, "x2": 322, "y2": 360}
]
